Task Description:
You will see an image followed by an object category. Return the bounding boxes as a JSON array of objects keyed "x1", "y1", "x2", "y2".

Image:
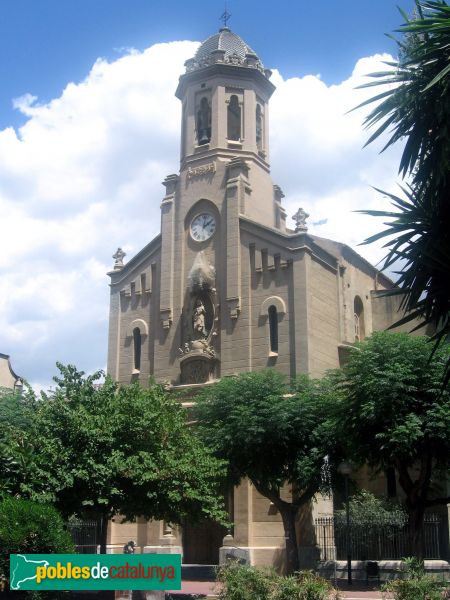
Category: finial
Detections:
[
  {"x1": 220, "y1": 1, "x2": 231, "y2": 28},
  {"x1": 293, "y1": 208, "x2": 309, "y2": 232},
  {"x1": 112, "y1": 247, "x2": 126, "y2": 270}
]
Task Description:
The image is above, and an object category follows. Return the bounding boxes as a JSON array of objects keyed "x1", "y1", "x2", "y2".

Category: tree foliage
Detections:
[
  {"x1": 195, "y1": 370, "x2": 338, "y2": 574},
  {"x1": 354, "y1": 1, "x2": 450, "y2": 381},
  {"x1": 0, "y1": 497, "x2": 74, "y2": 595},
  {"x1": 0, "y1": 389, "x2": 35, "y2": 498},
  {"x1": 8, "y1": 363, "x2": 227, "y2": 552},
  {"x1": 334, "y1": 490, "x2": 406, "y2": 527},
  {"x1": 336, "y1": 331, "x2": 450, "y2": 556}
]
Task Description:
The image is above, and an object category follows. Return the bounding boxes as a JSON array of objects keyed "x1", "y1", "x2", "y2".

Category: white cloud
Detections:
[
  {"x1": 0, "y1": 42, "x2": 403, "y2": 389},
  {"x1": 269, "y1": 53, "x2": 401, "y2": 268}
]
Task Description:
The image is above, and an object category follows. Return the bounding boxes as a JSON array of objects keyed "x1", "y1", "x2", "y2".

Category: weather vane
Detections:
[{"x1": 220, "y1": 1, "x2": 231, "y2": 28}]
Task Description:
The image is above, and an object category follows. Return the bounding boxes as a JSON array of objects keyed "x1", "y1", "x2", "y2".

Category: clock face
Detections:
[{"x1": 190, "y1": 213, "x2": 216, "y2": 242}]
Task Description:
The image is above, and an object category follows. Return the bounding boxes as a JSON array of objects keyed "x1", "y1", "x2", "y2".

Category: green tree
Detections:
[
  {"x1": 355, "y1": 1, "x2": 450, "y2": 381},
  {"x1": 0, "y1": 389, "x2": 35, "y2": 498},
  {"x1": 334, "y1": 490, "x2": 406, "y2": 527},
  {"x1": 336, "y1": 331, "x2": 450, "y2": 557},
  {"x1": 27, "y1": 364, "x2": 227, "y2": 553},
  {"x1": 195, "y1": 370, "x2": 338, "y2": 574}
]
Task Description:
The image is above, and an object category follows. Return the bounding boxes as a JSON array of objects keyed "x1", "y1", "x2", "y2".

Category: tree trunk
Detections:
[
  {"x1": 407, "y1": 505, "x2": 425, "y2": 559},
  {"x1": 278, "y1": 505, "x2": 299, "y2": 574},
  {"x1": 99, "y1": 513, "x2": 109, "y2": 554}
]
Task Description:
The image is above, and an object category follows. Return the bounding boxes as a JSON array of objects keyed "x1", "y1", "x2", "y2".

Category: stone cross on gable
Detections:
[
  {"x1": 112, "y1": 247, "x2": 126, "y2": 270},
  {"x1": 293, "y1": 207, "x2": 309, "y2": 232}
]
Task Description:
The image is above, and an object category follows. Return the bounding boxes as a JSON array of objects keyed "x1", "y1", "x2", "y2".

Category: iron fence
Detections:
[
  {"x1": 67, "y1": 519, "x2": 99, "y2": 554},
  {"x1": 315, "y1": 514, "x2": 442, "y2": 561}
]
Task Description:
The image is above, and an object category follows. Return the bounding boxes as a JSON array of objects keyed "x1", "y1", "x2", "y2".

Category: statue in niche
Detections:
[{"x1": 193, "y1": 299, "x2": 207, "y2": 338}]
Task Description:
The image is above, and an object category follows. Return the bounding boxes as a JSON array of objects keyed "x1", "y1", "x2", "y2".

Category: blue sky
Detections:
[
  {"x1": 0, "y1": 1, "x2": 415, "y2": 389},
  {"x1": 1, "y1": 0, "x2": 414, "y2": 129}
]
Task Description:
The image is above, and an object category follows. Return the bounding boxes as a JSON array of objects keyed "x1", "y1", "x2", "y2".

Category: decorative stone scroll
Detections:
[{"x1": 187, "y1": 162, "x2": 216, "y2": 180}]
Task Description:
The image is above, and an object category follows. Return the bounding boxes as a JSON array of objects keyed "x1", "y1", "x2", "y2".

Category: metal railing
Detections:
[
  {"x1": 315, "y1": 514, "x2": 442, "y2": 561},
  {"x1": 67, "y1": 519, "x2": 100, "y2": 554}
]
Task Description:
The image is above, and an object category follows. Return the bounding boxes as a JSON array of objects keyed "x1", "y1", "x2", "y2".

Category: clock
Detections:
[{"x1": 190, "y1": 212, "x2": 216, "y2": 242}]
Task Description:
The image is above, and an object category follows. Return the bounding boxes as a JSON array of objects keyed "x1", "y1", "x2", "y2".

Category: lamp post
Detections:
[{"x1": 338, "y1": 462, "x2": 353, "y2": 585}]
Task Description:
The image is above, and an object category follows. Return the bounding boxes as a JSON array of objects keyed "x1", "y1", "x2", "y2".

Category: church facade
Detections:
[{"x1": 106, "y1": 28, "x2": 403, "y2": 566}]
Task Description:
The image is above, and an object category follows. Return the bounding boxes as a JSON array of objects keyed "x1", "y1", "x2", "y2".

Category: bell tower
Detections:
[
  {"x1": 174, "y1": 27, "x2": 283, "y2": 228},
  {"x1": 154, "y1": 27, "x2": 288, "y2": 385}
]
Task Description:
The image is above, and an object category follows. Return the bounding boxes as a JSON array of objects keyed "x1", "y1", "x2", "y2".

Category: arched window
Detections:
[
  {"x1": 133, "y1": 327, "x2": 141, "y2": 372},
  {"x1": 268, "y1": 305, "x2": 278, "y2": 354},
  {"x1": 256, "y1": 104, "x2": 263, "y2": 150},
  {"x1": 196, "y1": 97, "x2": 211, "y2": 145},
  {"x1": 354, "y1": 296, "x2": 365, "y2": 342},
  {"x1": 227, "y1": 95, "x2": 241, "y2": 141}
]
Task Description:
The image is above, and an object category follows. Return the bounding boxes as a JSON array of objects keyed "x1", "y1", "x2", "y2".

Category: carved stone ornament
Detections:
[
  {"x1": 193, "y1": 291, "x2": 216, "y2": 339},
  {"x1": 293, "y1": 207, "x2": 309, "y2": 232},
  {"x1": 184, "y1": 54, "x2": 265, "y2": 75},
  {"x1": 188, "y1": 252, "x2": 216, "y2": 291},
  {"x1": 227, "y1": 297, "x2": 240, "y2": 320},
  {"x1": 112, "y1": 247, "x2": 126, "y2": 270},
  {"x1": 187, "y1": 162, "x2": 216, "y2": 179},
  {"x1": 179, "y1": 287, "x2": 219, "y2": 383},
  {"x1": 180, "y1": 354, "x2": 214, "y2": 384},
  {"x1": 193, "y1": 298, "x2": 207, "y2": 338},
  {"x1": 160, "y1": 307, "x2": 172, "y2": 330}
]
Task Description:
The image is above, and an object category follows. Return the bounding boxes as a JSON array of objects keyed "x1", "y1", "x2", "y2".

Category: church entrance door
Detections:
[{"x1": 182, "y1": 519, "x2": 227, "y2": 564}]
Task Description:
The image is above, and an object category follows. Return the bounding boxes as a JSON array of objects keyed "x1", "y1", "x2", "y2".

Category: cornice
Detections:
[
  {"x1": 175, "y1": 63, "x2": 275, "y2": 100},
  {"x1": 239, "y1": 215, "x2": 338, "y2": 272}
]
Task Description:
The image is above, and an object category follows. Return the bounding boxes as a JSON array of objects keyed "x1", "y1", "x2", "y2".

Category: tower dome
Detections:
[{"x1": 184, "y1": 27, "x2": 266, "y2": 74}]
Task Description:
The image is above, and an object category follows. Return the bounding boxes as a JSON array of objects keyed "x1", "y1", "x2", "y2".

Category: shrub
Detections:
[
  {"x1": 0, "y1": 497, "x2": 74, "y2": 597},
  {"x1": 381, "y1": 557, "x2": 448, "y2": 600},
  {"x1": 382, "y1": 578, "x2": 443, "y2": 600},
  {"x1": 271, "y1": 570, "x2": 337, "y2": 600},
  {"x1": 217, "y1": 562, "x2": 274, "y2": 600},
  {"x1": 217, "y1": 562, "x2": 340, "y2": 600}
]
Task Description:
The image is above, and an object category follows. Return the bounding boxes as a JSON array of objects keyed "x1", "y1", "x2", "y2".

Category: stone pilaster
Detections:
[
  {"x1": 220, "y1": 479, "x2": 253, "y2": 565},
  {"x1": 224, "y1": 157, "x2": 250, "y2": 321},
  {"x1": 159, "y1": 174, "x2": 179, "y2": 331},
  {"x1": 292, "y1": 244, "x2": 310, "y2": 376}
]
